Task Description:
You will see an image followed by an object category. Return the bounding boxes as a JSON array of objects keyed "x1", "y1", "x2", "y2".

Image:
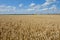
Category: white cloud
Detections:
[
  {"x1": 26, "y1": 0, "x2": 58, "y2": 14},
  {"x1": 38, "y1": 5, "x2": 58, "y2": 14},
  {"x1": 28, "y1": 0, "x2": 57, "y2": 12},
  {"x1": 41, "y1": 5, "x2": 57, "y2": 11},
  {"x1": 42, "y1": 0, "x2": 56, "y2": 7},
  {"x1": 19, "y1": 4, "x2": 23, "y2": 7},
  {"x1": 42, "y1": 2, "x2": 51, "y2": 7},
  {"x1": 27, "y1": 8, "x2": 35, "y2": 11},
  {"x1": 29, "y1": 3, "x2": 35, "y2": 7},
  {"x1": 41, "y1": 8, "x2": 48, "y2": 11},
  {"x1": 49, "y1": 5, "x2": 57, "y2": 9},
  {"x1": 46, "y1": 0, "x2": 56, "y2": 2},
  {"x1": 0, "y1": 0, "x2": 59, "y2": 14},
  {"x1": 0, "y1": 5, "x2": 16, "y2": 14}
]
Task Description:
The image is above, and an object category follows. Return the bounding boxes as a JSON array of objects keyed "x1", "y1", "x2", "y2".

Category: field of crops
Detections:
[{"x1": 0, "y1": 15, "x2": 60, "y2": 40}]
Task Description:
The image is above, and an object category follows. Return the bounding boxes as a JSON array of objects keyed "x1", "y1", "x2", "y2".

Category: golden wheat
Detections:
[{"x1": 0, "y1": 15, "x2": 60, "y2": 40}]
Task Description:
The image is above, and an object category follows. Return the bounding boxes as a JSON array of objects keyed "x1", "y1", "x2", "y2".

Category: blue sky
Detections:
[{"x1": 0, "y1": 0, "x2": 60, "y2": 14}]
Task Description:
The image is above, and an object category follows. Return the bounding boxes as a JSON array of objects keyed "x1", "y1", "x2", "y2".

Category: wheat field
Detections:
[{"x1": 0, "y1": 15, "x2": 60, "y2": 40}]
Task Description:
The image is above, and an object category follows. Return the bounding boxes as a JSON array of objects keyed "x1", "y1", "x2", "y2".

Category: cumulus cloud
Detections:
[
  {"x1": 49, "y1": 5, "x2": 57, "y2": 10},
  {"x1": 0, "y1": 0, "x2": 59, "y2": 14},
  {"x1": 46, "y1": 0, "x2": 56, "y2": 2},
  {"x1": 41, "y1": 0, "x2": 56, "y2": 7},
  {"x1": 19, "y1": 4, "x2": 23, "y2": 7},
  {"x1": 28, "y1": 0, "x2": 57, "y2": 11},
  {"x1": 26, "y1": 0, "x2": 59, "y2": 14},
  {"x1": 29, "y1": 3, "x2": 35, "y2": 7},
  {"x1": 0, "y1": 5, "x2": 16, "y2": 14},
  {"x1": 38, "y1": 5, "x2": 58, "y2": 14}
]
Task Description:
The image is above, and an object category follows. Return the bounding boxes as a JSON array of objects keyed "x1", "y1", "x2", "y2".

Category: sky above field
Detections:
[{"x1": 0, "y1": 0, "x2": 60, "y2": 14}]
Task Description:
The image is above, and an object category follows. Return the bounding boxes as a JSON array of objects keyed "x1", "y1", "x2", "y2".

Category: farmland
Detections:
[{"x1": 0, "y1": 15, "x2": 60, "y2": 40}]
